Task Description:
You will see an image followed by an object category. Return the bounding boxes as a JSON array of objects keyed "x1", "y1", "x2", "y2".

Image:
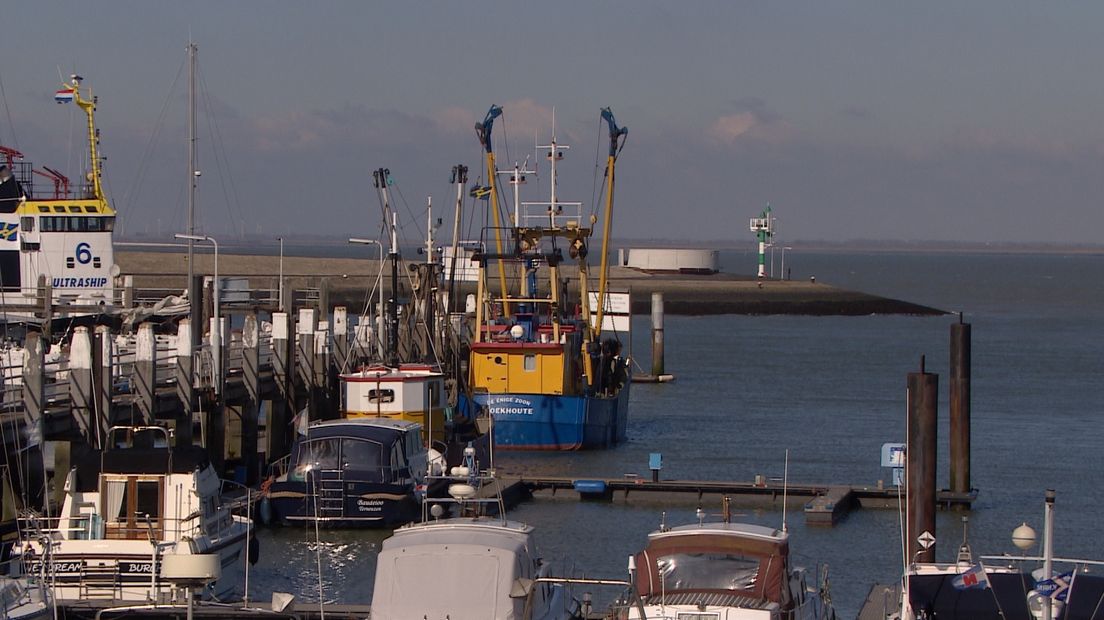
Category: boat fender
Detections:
[
  {"x1": 258, "y1": 496, "x2": 273, "y2": 525},
  {"x1": 248, "y1": 535, "x2": 260, "y2": 565}
]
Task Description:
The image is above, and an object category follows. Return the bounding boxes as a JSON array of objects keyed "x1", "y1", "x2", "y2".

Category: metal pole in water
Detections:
[
  {"x1": 949, "y1": 316, "x2": 972, "y2": 499},
  {"x1": 906, "y1": 355, "x2": 938, "y2": 564},
  {"x1": 1043, "y1": 489, "x2": 1055, "y2": 620},
  {"x1": 650, "y1": 292, "x2": 664, "y2": 377}
]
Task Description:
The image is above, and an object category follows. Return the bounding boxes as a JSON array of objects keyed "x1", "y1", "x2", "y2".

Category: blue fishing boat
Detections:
[
  {"x1": 266, "y1": 418, "x2": 429, "y2": 527},
  {"x1": 464, "y1": 106, "x2": 631, "y2": 450}
]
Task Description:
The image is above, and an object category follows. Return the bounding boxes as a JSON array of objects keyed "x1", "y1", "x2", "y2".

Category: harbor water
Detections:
[{"x1": 247, "y1": 250, "x2": 1104, "y2": 618}]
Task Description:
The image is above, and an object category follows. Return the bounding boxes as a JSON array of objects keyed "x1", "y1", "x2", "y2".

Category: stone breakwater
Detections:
[{"x1": 117, "y1": 251, "x2": 945, "y2": 316}]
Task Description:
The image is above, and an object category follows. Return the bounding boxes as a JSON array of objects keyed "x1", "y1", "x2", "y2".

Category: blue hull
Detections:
[
  {"x1": 472, "y1": 384, "x2": 630, "y2": 451},
  {"x1": 267, "y1": 479, "x2": 419, "y2": 528}
]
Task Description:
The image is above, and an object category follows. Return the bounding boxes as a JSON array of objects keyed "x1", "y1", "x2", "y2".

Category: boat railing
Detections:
[
  {"x1": 518, "y1": 200, "x2": 585, "y2": 229},
  {"x1": 15, "y1": 512, "x2": 191, "y2": 543}
]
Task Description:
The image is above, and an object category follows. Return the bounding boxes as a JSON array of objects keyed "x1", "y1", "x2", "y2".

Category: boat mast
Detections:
[
  {"x1": 592, "y1": 107, "x2": 627, "y2": 339},
  {"x1": 69, "y1": 77, "x2": 104, "y2": 204},
  {"x1": 475, "y1": 106, "x2": 509, "y2": 316},
  {"x1": 447, "y1": 165, "x2": 467, "y2": 313},
  {"x1": 374, "y1": 168, "x2": 401, "y2": 368},
  {"x1": 186, "y1": 42, "x2": 197, "y2": 298}
]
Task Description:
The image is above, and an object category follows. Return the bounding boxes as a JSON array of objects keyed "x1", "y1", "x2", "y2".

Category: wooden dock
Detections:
[{"x1": 509, "y1": 475, "x2": 975, "y2": 526}]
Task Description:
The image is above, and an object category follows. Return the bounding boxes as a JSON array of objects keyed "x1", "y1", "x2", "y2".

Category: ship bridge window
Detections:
[
  {"x1": 655, "y1": 553, "x2": 761, "y2": 592},
  {"x1": 39, "y1": 216, "x2": 114, "y2": 232},
  {"x1": 368, "y1": 388, "x2": 395, "y2": 404},
  {"x1": 20, "y1": 217, "x2": 33, "y2": 232},
  {"x1": 37, "y1": 206, "x2": 49, "y2": 213},
  {"x1": 83, "y1": 205, "x2": 97, "y2": 213},
  {"x1": 52, "y1": 206, "x2": 65, "y2": 213},
  {"x1": 67, "y1": 205, "x2": 81, "y2": 213}
]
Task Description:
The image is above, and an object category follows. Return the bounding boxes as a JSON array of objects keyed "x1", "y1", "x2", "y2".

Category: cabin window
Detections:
[
  {"x1": 341, "y1": 438, "x2": 383, "y2": 475},
  {"x1": 67, "y1": 205, "x2": 81, "y2": 213},
  {"x1": 20, "y1": 217, "x2": 33, "y2": 232},
  {"x1": 83, "y1": 205, "x2": 97, "y2": 213},
  {"x1": 523, "y1": 354, "x2": 537, "y2": 372},
  {"x1": 656, "y1": 553, "x2": 760, "y2": 592},
  {"x1": 405, "y1": 431, "x2": 421, "y2": 459},
  {"x1": 37, "y1": 206, "x2": 49, "y2": 213},
  {"x1": 102, "y1": 475, "x2": 164, "y2": 540},
  {"x1": 52, "y1": 206, "x2": 65, "y2": 213},
  {"x1": 305, "y1": 438, "x2": 341, "y2": 470},
  {"x1": 368, "y1": 389, "x2": 395, "y2": 404}
]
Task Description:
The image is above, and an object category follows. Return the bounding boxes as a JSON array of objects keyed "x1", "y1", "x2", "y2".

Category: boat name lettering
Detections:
[
  {"x1": 28, "y1": 560, "x2": 83, "y2": 573},
  {"x1": 488, "y1": 396, "x2": 534, "y2": 416},
  {"x1": 357, "y1": 499, "x2": 384, "y2": 511},
  {"x1": 123, "y1": 561, "x2": 155, "y2": 573},
  {"x1": 51, "y1": 277, "x2": 109, "y2": 288}
]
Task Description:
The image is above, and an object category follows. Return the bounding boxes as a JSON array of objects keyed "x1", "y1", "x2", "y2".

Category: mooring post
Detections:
[
  {"x1": 651, "y1": 292, "x2": 665, "y2": 377},
  {"x1": 242, "y1": 313, "x2": 261, "y2": 485},
  {"x1": 950, "y1": 316, "x2": 972, "y2": 499},
  {"x1": 134, "y1": 323, "x2": 157, "y2": 425},
  {"x1": 92, "y1": 325, "x2": 113, "y2": 448},
  {"x1": 907, "y1": 355, "x2": 938, "y2": 564},
  {"x1": 68, "y1": 327, "x2": 94, "y2": 441},
  {"x1": 268, "y1": 311, "x2": 293, "y2": 463},
  {"x1": 175, "y1": 319, "x2": 195, "y2": 446}
]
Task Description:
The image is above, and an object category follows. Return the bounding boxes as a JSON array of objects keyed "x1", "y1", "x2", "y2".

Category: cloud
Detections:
[{"x1": 708, "y1": 98, "x2": 794, "y2": 145}]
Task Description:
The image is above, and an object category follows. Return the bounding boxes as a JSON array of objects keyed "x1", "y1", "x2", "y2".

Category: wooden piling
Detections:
[
  {"x1": 950, "y1": 318, "x2": 971, "y2": 498},
  {"x1": 68, "y1": 327, "x2": 95, "y2": 440},
  {"x1": 134, "y1": 323, "x2": 156, "y2": 425},
  {"x1": 241, "y1": 313, "x2": 261, "y2": 485},
  {"x1": 651, "y1": 292, "x2": 665, "y2": 377},
  {"x1": 268, "y1": 311, "x2": 293, "y2": 462},
  {"x1": 21, "y1": 332, "x2": 44, "y2": 426},
  {"x1": 92, "y1": 326, "x2": 113, "y2": 448},
  {"x1": 907, "y1": 356, "x2": 938, "y2": 563},
  {"x1": 175, "y1": 319, "x2": 195, "y2": 446}
]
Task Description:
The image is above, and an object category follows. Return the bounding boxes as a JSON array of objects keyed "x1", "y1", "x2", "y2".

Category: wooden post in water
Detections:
[
  {"x1": 92, "y1": 325, "x2": 113, "y2": 448},
  {"x1": 651, "y1": 292, "x2": 665, "y2": 377},
  {"x1": 68, "y1": 327, "x2": 95, "y2": 441},
  {"x1": 268, "y1": 311, "x2": 293, "y2": 462},
  {"x1": 297, "y1": 308, "x2": 317, "y2": 421},
  {"x1": 175, "y1": 319, "x2": 195, "y2": 446},
  {"x1": 241, "y1": 313, "x2": 261, "y2": 486},
  {"x1": 949, "y1": 316, "x2": 972, "y2": 499},
  {"x1": 907, "y1": 356, "x2": 938, "y2": 564},
  {"x1": 134, "y1": 323, "x2": 157, "y2": 425},
  {"x1": 333, "y1": 307, "x2": 349, "y2": 375}
]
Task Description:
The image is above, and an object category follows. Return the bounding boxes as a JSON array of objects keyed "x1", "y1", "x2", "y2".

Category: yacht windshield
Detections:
[{"x1": 656, "y1": 553, "x2": 760, "y2": 591}]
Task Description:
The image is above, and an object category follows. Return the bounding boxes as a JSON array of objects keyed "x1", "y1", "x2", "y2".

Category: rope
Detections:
[
  {"x1": 121, "y1": 54, "x2": 186, "y2": 214},
  {"x1": 198, "y1": 65, "x2": 247, "y2": 237},
  {"x1": 0, "y1": 68, "x2": 20, "y2": 150}
]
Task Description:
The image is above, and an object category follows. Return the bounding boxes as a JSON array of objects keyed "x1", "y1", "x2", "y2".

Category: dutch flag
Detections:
[
  {"x1": 951, "y1": 562, "x2": 990, "y2": 590},
  {"x1": 54, "y1": 88, "x2": 75, "y2": 104}
]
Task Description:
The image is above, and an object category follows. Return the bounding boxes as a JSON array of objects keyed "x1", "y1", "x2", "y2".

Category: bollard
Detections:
[
  {"x1": 906, "y1": 356, "x2": 938, "y2": 564},
  {"x1": 949, "y1": 317, "x2": 972, "y2": 498}
]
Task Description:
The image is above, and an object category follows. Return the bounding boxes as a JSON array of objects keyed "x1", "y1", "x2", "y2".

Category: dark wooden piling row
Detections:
[
  {"x1": 950, "y1": 318, "x2": 972, "y2": 498},
  {"x1": 907, "y1": 357, "x2": 938, "y2": 563}
]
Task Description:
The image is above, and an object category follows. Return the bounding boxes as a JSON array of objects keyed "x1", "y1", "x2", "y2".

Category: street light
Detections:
[
  {"x1": 277, "y1": 237, "x2": 284, "y2": 311},
  {"x1": 175, "y1": 233, "x2": 220, "y2": 392},
  {"x1": 349, "y1": 238, "x2": 385, "y2": 359}
]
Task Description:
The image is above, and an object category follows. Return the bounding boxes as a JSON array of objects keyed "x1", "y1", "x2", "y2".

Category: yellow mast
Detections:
[
  {"x1": 593, "y1": 108, "x2": 627, "y2": 340},
  {"x1": 476, "y1": 106, "x2": 510, "y2": 317},
  {"x1": 68, "y1": 78, "x2": 105, "y2": 203}
]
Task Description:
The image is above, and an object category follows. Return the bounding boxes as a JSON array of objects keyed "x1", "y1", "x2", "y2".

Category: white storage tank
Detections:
[{"x1": 625, "y1": 248, "x2": 718, "y2": 274}]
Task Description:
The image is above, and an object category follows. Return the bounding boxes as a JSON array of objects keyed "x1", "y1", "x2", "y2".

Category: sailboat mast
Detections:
[
  {"x1": 593, "y1": 107, "x2": 627, "y2": 339},
  {"x1": 186, "y1": 42, "x2": 197, "y2": 293}
]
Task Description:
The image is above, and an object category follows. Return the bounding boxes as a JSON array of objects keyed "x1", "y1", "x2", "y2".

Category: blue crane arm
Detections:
[
  {"x1": 475, "y1": 105, "x2": 503, "y2": 153},
  {"x1": 600, "y1": 107, "x2": 628, "y2": 157}
]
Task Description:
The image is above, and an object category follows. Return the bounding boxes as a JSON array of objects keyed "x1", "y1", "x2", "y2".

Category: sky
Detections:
[{"x1": 4, "y1": 1, "x2": 1104, "y2": 245}]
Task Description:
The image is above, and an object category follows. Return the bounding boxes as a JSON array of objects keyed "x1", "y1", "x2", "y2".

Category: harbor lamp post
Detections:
[
  {"x1": 780, "y1": 247, "x2": 793, "y2": 281},
  {"x1": 349, "y1": 238, "x2": 385, "y2": 357},
  {"x1": 175, "y1": 233, "x2": 220, "y2": 392}
]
